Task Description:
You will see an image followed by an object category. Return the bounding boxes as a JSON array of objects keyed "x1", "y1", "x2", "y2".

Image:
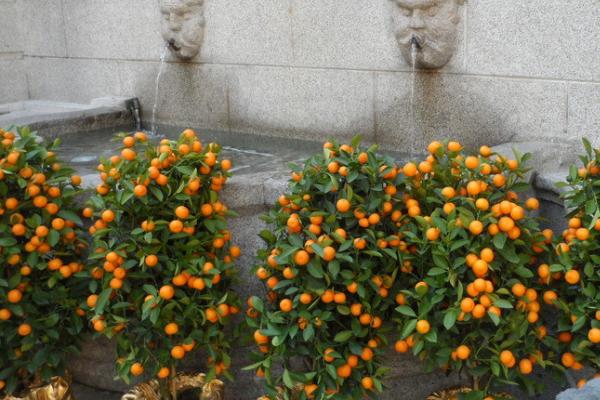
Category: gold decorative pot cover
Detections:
[
  {"x1": 427, "y1": 387, "x2": 472, "y2": 400},
  {"x1": 427, "y1": 387, "x2": 513, "y2": 400},
  {"x1": 121, "y1": 373, "x2": 224, "y2": 400},
  {"x1": 3, "y1": 377, "x2": 74, "y2": 400}
]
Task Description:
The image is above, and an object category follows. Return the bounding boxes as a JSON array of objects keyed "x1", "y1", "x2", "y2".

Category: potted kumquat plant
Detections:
[
  {"x1": 246, "y1": 137, "x2": 407, "y2": 399},
  {"x1": 0, "y1": 126, "x2": 87, "y2": 399},
  {"x1": 81, "y1": 129, "x2": 240, "y2": 400},
  {"x1": 391, "y1": 140, "x2": 558, "y2": 399},
  {"x1": 550, "y1": 138, "x2": 600, "y2": 388}
]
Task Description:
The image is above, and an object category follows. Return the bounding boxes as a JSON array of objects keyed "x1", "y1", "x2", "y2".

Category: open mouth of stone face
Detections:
[{"x1": 168, "y1": 39, "x2": 181, "y2": 51}]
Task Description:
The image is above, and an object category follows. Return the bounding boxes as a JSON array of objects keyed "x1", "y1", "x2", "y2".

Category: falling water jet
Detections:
[
  {"x1": 409, "y1": 37, "x2": 419, "y2": 140},
  {"x1": 151, "y1": 44, "x2": 169, "y2": 136}
]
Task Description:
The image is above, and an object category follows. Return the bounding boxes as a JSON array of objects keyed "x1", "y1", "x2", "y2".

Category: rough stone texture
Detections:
[
  {"x1": 26, "y1": 57, "x2": 122, "y2": 103},
  {"x1": 202, "y1": 0, "x2": 293, "y2": 66},
  {"x1": 568, "y1": 83, "x2": 600, "y2": 147},
  {"x1": 467, "y1": 0, "x2": 600, "y2": 81},
  {"x1": 118, "y1": 61, "x2": 230, "y2": 131},
  {"x1": 557, "y1": 378, "x2": 600, "y2": 400},
  {"x1": 18, "y1": 0, "x2": 67, "y2": 57},
  {"x1": 0, "y1": 59, "x2": 28, "y2": 102},
  {"x1": 159, "y1": 0, "x2": 205, "y2": 60},
  {"x1": 375, "y1": 72, "x2": 568, "y2": 154},
  {"x1": 62, "y1": 0, "x2": 162, "y2": 60},
  {"x1": 390, "y1": 0, "x2": 464, "y2": 70},
  {"x1": 228, "y1": 66, "x2": 375, "y2": 143},
  {"x1": 0, "y1": 0, "x2": 22, "y2": 55},
  {"x1": 291, "y1": 0, "x2": 400, "y2": 70}
]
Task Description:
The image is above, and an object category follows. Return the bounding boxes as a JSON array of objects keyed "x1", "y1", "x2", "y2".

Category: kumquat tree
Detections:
[
  {"x1": 246, "y1": 137, "x2": 408, "y2": 400},
  {"x1": 81, "y1": 129, "x2": 241, "y2": 397},
  {"x1": 550, "y1": 138, "x2": 600, "y2": 387},
  {"x1": 0, "y1": 126, "x2": 87, "y2": 395},
  {"x1": 391, "y1": 140, "x2": 558, "y2": 398}
]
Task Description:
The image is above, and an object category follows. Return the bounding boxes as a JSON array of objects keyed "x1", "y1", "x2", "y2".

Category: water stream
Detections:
[
  {"x1": 151, "y1": 45, "x2": 169, "y2": 135},
  {"x1": 409, "y1": 41, "x2": 418, "y2": 141}
]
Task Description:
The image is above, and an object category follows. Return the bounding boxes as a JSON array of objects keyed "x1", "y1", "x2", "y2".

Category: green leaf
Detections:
[
  {"x1": 493, "y1": 233, "x2": 507, "y2": 250},
  {"x1": 334, "y1": 330, "x2": 353, "y2": 342},
  {"x1": 493, "y1": 299, "x2": 513, "y2": 309},
  {"x1": 395, "y1": 305, "x2": 416, "y2": 318},
  {"x1": 443, "y1": 308, "x2": 459, "y2": 330},
  {"x1": 282, "y1": 369, "x2": 294, "y2": 388},
  {"x1": 57, "y1": 210, "x2": 82, "y2": 225},
  {"x1": 95, "y1": 288, "x2": 113, "y2": 315}
]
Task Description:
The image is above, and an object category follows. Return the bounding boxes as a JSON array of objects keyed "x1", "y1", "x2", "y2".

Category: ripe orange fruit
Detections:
[
  {"x1": 588, "y1": 328, "x2": 600, "y2": 343},
  {"x1": 565, "y1": 269, "x2": 580, "y2": 285},
  {"x1": 525, "y1": 197, "x2": 539, "y2": 210},
  {"x1": 130, "y1": 362, "x2": 144, "y2": 376},
  {"x1": 175, "y1": 206, "x2": 190, "y2": 219},
  {"x1": 416, "y1": 319, "x2": 430, "y2": 334},
  {"x1": 7, "y1": 289, "x2": 22, "y2": 304},
  {"x1": 336, "y1": 364, "x2": 351, "y2": 378},
  {"x1": 500, "y1": 350, "x2": 515, "y2": 366},
  {"x1": 294, "y1": 250, "x2": 310, "y2": 266},
  {"x1": 361, "y1": 377, "x2": 374, "y2": 390},
  {"x1": 17, "y1": 323, "x2": 32, "y2": 336},
  {"x1": 336, "y1": 199, "x2": 351, "y2": 213},
  {"x1": 333, "y1": 292, "x2": 346, "y2": 304},
  {"x1": 480, "y1": 248, "x2": 494, "y2": 263},
  {"x1": 157, "y1": 367, "x2": 170, "y2": 379},
  {"x1": 322, "y1": 246, "x2": 336, "y2": 261},
  {"x1": 0, "y1": 308, "x2": 11, "y2": 320},
  {"x1": 460, "y1": 298, "x2": 475, "y2": 313},
  {"x1": 164, "y1": 322, "x2": 179, "y2": 336},
  {"x1": 279, "y1": 298, "x2": 293, "y2": 312},
  {"x1": 133, "y1": 185, "x2": 147, "y2": 197},
  {"x1": 469, "y1": 220, "x2": 484, "y2": 235},
  {"x1": 519, "y1": 359, "x2": 533, "y2": 375},
  {"x1": 447, "y1": 141, "x2": 461, "y2": 152},
  {"x1": 171, "y1": 346, "x2": 185, "y2": 359},
  {"x1": 121, "y1": 148, "x2": 136, "y2": 161},
  {"x1": 512, "y1": 283, "x2": 526, "y2": 297},
  {"x1": 472, "y1": 304, "x2": 486, "y2": 319},
  {"x1": 92, "y1": 319, "x2": 105, "y2": 332},
  {"x1": 441, "y1": 187, "x2": 456, "y2": 199},
  {"x1": 465, "y1": 156, "x2": 479, "y2": 169},
  {"x1": 169, "y1": 220, "x2": 184, "y2": 233},
  {"x1": 472, "y1": 259, "x2": 488, "y2": 278},
  {"x1": 403, "y1": 163, "x2": 418, "y2": 177},
  {"x1": 395, "y1": 340, "x2": 409, "y2": 353},
  {"x1": 324, "y1": 348, "x2": 335, "y2": 363},
  {"x1": 561, "y1": 352, "x2": 575, "y2": 368},
  {"x1": 159, "y1": 285, "x2": 175, "y2": 300},
  {"x1": 475, "y1": 198, "x2": 489, "y2": 211},
  {"x1": 426, "y1": 227, "x2": 440, "y2": 241},
  {"x1": 145, "y1": 254, "x2": 158, "y2": 267},
  {"x1": 456, "y1": 345, "x2": 470, "y2": 360},
  {"x1": 298, "y1": 293, "x2": 312, "y2": 305}
]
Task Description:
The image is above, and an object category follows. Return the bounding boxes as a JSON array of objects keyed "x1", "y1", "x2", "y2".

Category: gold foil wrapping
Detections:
[
  {"x1": 427, "y1": 387, "x2": 513, "y2": 400},
  {"x1": 427, "y1": 387, "x2": 472, "y2": 400},
  {"x1": 2, "y1": 377, "x2": 74, "y2": 400},
  {"x1": 121, "y1": 373, "x2": 224, "y2": 400}
]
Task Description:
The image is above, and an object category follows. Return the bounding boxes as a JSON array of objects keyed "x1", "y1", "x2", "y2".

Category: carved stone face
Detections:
[
  {"x1": 392, "y1": 0, "x2": 463, "y2": 69},
  {"x1": 160, "y1": 0, "x2": 205, "y2": 60}
]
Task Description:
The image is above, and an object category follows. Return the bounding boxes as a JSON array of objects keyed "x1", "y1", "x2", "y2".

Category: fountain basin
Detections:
[
  {"x1": 0, "y1": 98, "x2": 134, "y2": 138},
  {"x1": 0, "y1": 110, "x2": 570, "y2": 399}
]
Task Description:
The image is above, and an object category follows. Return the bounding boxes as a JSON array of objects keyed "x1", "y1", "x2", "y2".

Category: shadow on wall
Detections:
[
  {"x1": 377, "y1": 71, "x2": 520, "y2": 155},
  {"x1": 122, "y1": 61, "x2": 230, "y2": 132}
]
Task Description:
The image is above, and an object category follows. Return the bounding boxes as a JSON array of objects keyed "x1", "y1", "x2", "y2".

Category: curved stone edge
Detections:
[{"x1": 557, "y1": 378, "x2": 600, "y2": 400}]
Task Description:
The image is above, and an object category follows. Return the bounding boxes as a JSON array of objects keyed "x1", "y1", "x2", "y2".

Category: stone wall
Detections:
[
  {"x1": 2, "y1": 0, "x2": 600, "y2": 152},
  {"x1": 0, "y1": 0, "x2": 27, "y2": 102}
]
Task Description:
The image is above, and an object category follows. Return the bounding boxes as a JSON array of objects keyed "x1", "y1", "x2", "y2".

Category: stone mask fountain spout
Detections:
[
  {"x1": 159, "y1": 0, "x2": 205, "y2": 60},
  {"x1": 392, "y1": 0, "x2": 464, "y2": 69}
]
